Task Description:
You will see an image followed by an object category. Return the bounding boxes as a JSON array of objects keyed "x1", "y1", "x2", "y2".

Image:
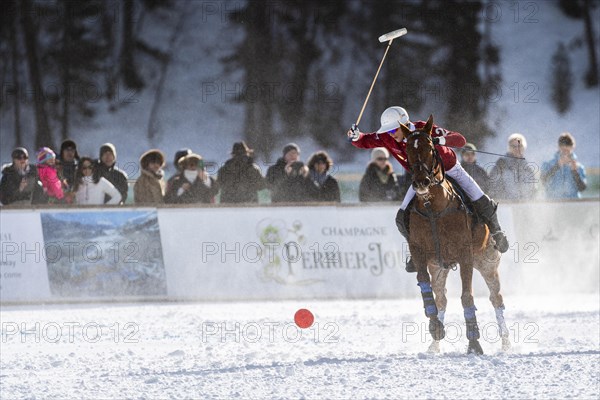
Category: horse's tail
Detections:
[{"x1": 472, "y1": 222, "x2": 489, "y2": 252}]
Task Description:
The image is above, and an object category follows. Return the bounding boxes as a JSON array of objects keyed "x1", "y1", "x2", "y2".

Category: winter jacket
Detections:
[
  {"x1": 541, "y1": 152, "x2": 587, "y2": 199},
  {"x1": 489, "y1": 155, "x2": 536, "y2": 201},
  {"x1": 134, "y1": 169, "x2": 165, "y2": 204},
  {"x1": 59, "y1": 159, "x2": 78, "y2": 190},
  {"x1": 96, "y1": 161, "x2": 128, "y2": 203},
  {"x1": 75, "y1": 176, "x2": 122, "y2": 205},
  {"x1": 461, "y1": 161, "x2": 490, "y2": 194},
  {"x1": 266, "y1": 157, "x2": 289, "y2": 203},
  {"x1": 351, "y1": 120, "x2": 466, "y2": 172},
  {"x1": 359, "y1": 162, "x2": 402, "y2": 202},
  {"x1": 164, "y1": 172, "x2": 218, "y2": 204},
  {"x1": 37, "y1": 164, "x2": 64, "y2": 201},
  {"x1": 0, "y1": 163, "x2": 45, "y2": 205},
  {"x1": 272, "y1": 175, "x2": 318, "y2": 203},
  {"x1": 217, "y1": 155, "x2": 266, "y2": 203},
  {"x1": 308, "y1": 170, "x2": 341, "y2": 202}
]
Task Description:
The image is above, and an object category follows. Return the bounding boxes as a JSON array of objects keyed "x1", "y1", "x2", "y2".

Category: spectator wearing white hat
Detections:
[
  {"x1": 359, "y1": 147, "x2": 404, "y2": 202},
  {"x1": 489, "y1": 133, "x2": 536, "y2": 201}
]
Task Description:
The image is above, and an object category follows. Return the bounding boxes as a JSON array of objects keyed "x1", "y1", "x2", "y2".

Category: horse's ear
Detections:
[
  {"x1": 398, "y1": 123, "x2": 412, "y2": 139},
  {"x1": 424, "y1": 114, "x2": 434, "y2": 135}
]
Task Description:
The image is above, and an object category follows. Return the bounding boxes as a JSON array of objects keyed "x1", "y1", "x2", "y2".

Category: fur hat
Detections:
[
  {"x1": 507, "y1": 133, "x2": 527, "y2": 150},
  {"x1": 140, "y1": 149, "x2": 166, "y2": 169},
  {"x1": 178, "y1": 153, "x2": 203, "y2": 168},
  {"x1": 371, "y1": 147, "x2": 389, "y2": 161},
  {"x1": 36, "y1": 147, "x2": 56, "y2": 164},
  {"x1": 99, "y1": 143, "x2": 117, "y2": 159}
]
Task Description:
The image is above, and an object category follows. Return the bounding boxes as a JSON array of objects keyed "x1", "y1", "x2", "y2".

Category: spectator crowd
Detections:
[{"x1": 0, "y1": 131, "x2": 588, "y2": 207}]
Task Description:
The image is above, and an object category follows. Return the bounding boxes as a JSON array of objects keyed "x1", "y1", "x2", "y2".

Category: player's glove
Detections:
[
  {"x1": 432, "y1": 136, "x2": 446, "y2": 145},
  {"x1": 348, "y1": 124, "x2": 361, "y2": 141}
]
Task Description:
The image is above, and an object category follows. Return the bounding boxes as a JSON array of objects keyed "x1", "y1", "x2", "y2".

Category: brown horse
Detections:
[{"x1": 395, "y1": 116, "x2": 509, "y2": 354}]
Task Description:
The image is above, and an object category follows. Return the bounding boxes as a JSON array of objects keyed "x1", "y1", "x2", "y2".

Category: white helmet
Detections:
[{"x1": 376, "y1": 106, "x2": 410, "y2": 133}]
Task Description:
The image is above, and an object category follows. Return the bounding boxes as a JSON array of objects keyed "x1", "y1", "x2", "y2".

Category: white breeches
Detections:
[{"x1": 399, "y1": 162, "x2": 484, "y2": 210}]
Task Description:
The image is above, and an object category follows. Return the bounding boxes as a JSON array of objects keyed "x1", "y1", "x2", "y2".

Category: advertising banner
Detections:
[{"x1": 0, "y1": 210, "x2": 51, "y2": 302}]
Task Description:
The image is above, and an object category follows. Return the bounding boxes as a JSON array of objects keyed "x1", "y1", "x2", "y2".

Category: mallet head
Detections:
[{"x1": 378, "y1": 28, "x2": 407, "y2": 43}]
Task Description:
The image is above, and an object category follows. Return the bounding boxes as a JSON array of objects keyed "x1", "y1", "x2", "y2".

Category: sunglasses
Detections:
[
  {"x1": 375, "y1": 157, "x2": 387, "y2": 161},
  {"x1": 14, "y1": 156, "x2": 28, "y2": 160}
]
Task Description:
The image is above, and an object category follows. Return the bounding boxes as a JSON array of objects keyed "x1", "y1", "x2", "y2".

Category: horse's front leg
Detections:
[
  {"x1": 427, "y1": 264, "x2": 449, "y2": 353},
  {"x1": 460, "y1": 263, "x2": 483, "y2": 355},
  {"x1": 415, "y1": 252, "x2": 445, "y2": 341}
]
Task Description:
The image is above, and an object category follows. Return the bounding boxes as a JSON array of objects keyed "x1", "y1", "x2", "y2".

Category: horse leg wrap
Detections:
[
  {"x1": 495, "y1": 305, "x2": 509, "y2": 337},
  {"x1": 464, "y1": 305, "x2": 480, "y2": 340},
  {"x1": 418, "y1": 282, "x2": 438, "y2": 317}
]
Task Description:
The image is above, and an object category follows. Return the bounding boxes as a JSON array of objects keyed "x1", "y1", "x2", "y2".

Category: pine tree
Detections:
[
  {"x1": 550, "y1": 42, "x2": 573, "y2": 115},
  {"x1": 559, "y1": 0, "x2": 598, "y2": 87}
]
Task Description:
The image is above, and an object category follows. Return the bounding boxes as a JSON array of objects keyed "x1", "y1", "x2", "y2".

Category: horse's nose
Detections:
[{"x1": 421, "y1": 177, "x2": 431, "y2": 187}]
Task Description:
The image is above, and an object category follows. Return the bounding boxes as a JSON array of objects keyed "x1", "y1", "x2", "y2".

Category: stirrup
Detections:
[
  {"x1": 405, "y1": 257, "x2": 417, "y2": 273},
  {"x1": 491, "y1": 231, "x2": 509, "y2": 253}
]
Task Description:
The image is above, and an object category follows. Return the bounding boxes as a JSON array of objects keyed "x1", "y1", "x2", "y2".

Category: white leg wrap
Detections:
[
  {"x1": 400, "y1": 185, "x2": 416, "y2": 210},
  {"x1": 446, "y1": 163, "x2": 485, "y2": 201}
]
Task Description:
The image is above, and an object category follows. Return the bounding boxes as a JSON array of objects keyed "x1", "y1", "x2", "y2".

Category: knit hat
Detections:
[
  {"x1": 99, "y1": 143, "x2": 117, "y2": 159},
  {"x1": 282, "y1": 143, "x2": 300, "y2": 157},
  {"x1": 461, "y1": 143, "x2": 477, "y2": 155},
  {"x1": 36, "y1": 147, "x2": 56, "y2": 164},
  {"x1": 11, "y1": 147, "x2": 29, "y2": 159},
  {"x1": 60, "y1": 139, "x2": 79, "y2": 159},
  {"x1": 173, "y1": 148, "x2": 192, "y2": 168},
  {"x1": 231, "y1": 141, "x2": 252, "y2": 157},
  {"x1": 371, "y1": 147, "x2": 389, "y2": 161}
]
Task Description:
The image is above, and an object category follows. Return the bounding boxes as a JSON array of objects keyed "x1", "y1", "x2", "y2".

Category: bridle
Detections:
[{"x1": 408, "y1": 131, "x2": 446, "y2": 187}]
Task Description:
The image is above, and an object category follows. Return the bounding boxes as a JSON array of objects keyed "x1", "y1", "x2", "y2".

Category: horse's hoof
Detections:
[
  {"x1": 501, "y1": 336, "x2": 511, "y2": 351},
  {"x1": 429, "y1": 318, "x2": 445, "y2": 341},
  {"x1": 428, "y1": 340, "x2": 441, "y2": 354},
  {"x1": 467, "y1": 339, "x2": 484, "y2": 355}
]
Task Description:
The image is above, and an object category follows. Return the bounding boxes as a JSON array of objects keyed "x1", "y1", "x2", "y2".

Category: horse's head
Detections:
[{"x1": 396, "y1": 115, "x2": 443, "y2": 196}]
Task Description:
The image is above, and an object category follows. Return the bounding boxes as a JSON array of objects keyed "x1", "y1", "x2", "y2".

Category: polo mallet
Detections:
[{"x1": 355, "y1": 28, "x2": 407, "y2": 127}]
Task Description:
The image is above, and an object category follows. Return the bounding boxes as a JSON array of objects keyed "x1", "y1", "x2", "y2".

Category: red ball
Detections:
[{"x1": 294, "y1": 308, "x2": 314, "y2": 329}]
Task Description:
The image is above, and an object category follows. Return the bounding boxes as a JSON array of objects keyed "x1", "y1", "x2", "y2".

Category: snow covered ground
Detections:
[{"x1": 1, "y1": 293, "x2": 598, "y2": 399}]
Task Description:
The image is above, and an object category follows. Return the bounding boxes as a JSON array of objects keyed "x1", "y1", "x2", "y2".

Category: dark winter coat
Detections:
[
  {"x1": 164, "y1": 173, "x2": 219, "y2": 204},
  {"x1": 489, "y1": 155, "x2": 536, "y2": 200},
  {"x1": 359, "y1": 162, "x2": 402, "y2": 202},
  {"x1": 96, "y1": 161, "x2": 128, "y2": 204},
  {"x1": 461, "y1": 161, "x2": 490, "y2": 194},
  {"x1": 0, "y1": 163, "x2": 46, "y2": 205},
  {"x1": 59, "y1": 160, "x2": 78, "y2": 190},
  {"x1": 266, "y1": 157, "x2": 287, "y2": 203},
  {"x1": 217, "y1": 155, "x2": 265, "y2": 203},
  {"x1": 308, "y1": 170, "x2": 341, "y2": 202},
  {"x1": 272, "y1": 175, "x2": 318, "y2": 203}
]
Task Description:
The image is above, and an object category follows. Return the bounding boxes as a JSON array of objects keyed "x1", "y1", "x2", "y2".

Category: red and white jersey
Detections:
[{"x1": 351, "y1": 120, "x2": 466, "y2": 172}]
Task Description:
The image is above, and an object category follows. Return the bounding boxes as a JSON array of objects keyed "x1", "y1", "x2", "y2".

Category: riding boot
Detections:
[
  {"x1": 395, "y1": 208, "x2": 416, "y2": 272},
  {"x1": 472, "y1": 195, "x2": 509, "y2": 253}
]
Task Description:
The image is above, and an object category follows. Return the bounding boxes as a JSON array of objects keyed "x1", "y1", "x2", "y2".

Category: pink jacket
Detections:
[{"x1": 37, "y1": 165, "x2": 64, "y2": 200}]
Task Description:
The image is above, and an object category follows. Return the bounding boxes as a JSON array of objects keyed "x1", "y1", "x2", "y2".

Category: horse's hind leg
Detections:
[
  {"x1": 477, "y1": 252, "x2": 510, "y2": 350},
  {"x1": 460, "y1": 263, "x2": 483, "y2": 355}
]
